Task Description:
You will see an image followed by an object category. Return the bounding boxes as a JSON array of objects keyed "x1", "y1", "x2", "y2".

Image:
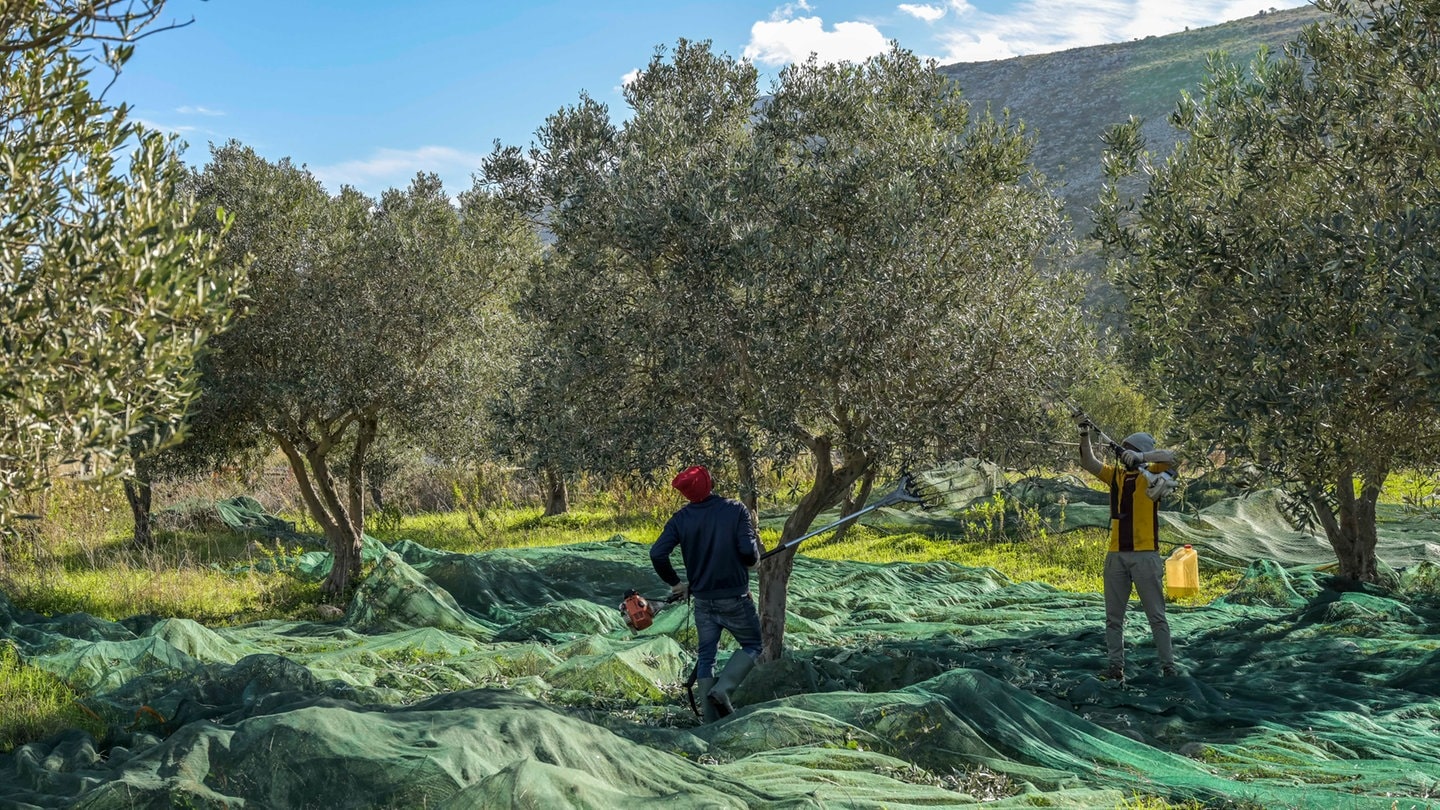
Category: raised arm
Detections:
[{"x1": 1082, "y1": 412, "x2": 1100, "y2": 475}]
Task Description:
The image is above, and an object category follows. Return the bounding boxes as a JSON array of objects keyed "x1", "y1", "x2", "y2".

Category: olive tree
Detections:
[
  {"x1": 488, "y1": 342, "x2": 621, "y2": 517},
  {"x1": 488, "y1": 244, "x2": 725, "y2": 515},
  {"x1": 489, "y1": 41, "x2": 1087, "y2": 659},
  {"x1": 0, "y1": 1, "x2": 238, "y2": 532},
  {"x1": 1094, "y1": 0, "x2": 1440, "y2": 582},
  {"x1": 194, "y1": 143, "x2": 538, "y2": 594}
]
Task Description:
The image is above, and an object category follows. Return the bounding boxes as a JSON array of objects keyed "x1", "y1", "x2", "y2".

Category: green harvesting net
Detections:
[{"x1": 2, "y1": 472, "x2": 1438, "y2": 808}]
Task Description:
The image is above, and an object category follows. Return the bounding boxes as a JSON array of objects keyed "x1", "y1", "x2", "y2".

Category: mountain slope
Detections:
[{"x1": 939, "y1": 5, "x2": 1327, "y2": 234}]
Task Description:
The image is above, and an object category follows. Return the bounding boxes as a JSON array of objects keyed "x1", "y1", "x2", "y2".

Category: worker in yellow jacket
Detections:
[{"x1": 1076, "y1": 414, "x2": 1180, "y2": 682}]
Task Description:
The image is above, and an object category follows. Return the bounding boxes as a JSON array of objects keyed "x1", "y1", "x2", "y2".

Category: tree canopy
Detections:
[
  {"x1": 193, "y1": 143, "x2": 540, "y2": 594},
  {"x1": 489, "y1": 41, "x2": 1090, "y2": 658},
  {"x1": 0, "y1": 1, "x2": 239, "y2": 531},
  {"x1": 1094, "y1": 0, "x2": 1440, "y2": 582}
]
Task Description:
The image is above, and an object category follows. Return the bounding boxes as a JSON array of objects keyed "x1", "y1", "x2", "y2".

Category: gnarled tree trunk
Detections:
[
  {"x1": 1308, "y1": 469, "x2": 1383, "y2": 584},
  {"x1": 274, "y1": 411, "x2": 378, "y2": 597},
  {"x1": 757, "y1": 436, "x2": 869, "y2": 662}
]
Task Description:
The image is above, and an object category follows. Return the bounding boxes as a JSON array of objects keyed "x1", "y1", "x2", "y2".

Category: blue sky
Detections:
[{"x1": 115, "y1": 0, "x2": 1311, "y2": 198}]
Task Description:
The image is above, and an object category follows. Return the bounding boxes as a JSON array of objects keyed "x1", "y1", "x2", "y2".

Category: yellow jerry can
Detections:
[{"x1": 1165, "y1": 544, "x2": 1200, "y2": 599}]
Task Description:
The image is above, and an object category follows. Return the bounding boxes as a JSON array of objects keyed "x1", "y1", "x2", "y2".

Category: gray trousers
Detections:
[{"x1": 1103, "y1": 551, "x2": 1174, "y2": 668}]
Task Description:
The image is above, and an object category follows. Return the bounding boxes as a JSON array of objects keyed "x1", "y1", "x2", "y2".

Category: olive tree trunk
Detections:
[
  {"x1": 123, "y1": 467, "x2": 154, "y2": 548},
  {"x1": 123, "y1": 434, "x2": 164, "y2": 548},
  {"x1": 826, "y1": 469, "x2": 875, "y2": 546},
  {"x1": 541, "y1": 467, "x2": 569, "y2": 516},
  {"x1": 727, "y1": 429, "x2": 759, "y2": 514},
  {"x1": 1307, "y1": 469, "x2": 1384, "y2": 584},
  {"x1": 367, "y1": 477, "x2": 385, "y2": 513},
  {"x1": 757, "y1": 436, "x2": 869, "y2": 662},
  {"x1": 274, "y1": 412, "x2": 379, "y2": 597}
]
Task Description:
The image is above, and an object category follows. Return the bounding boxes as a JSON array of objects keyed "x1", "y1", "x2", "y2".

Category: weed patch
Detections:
[{"x1": 0, "y1": 643, "x2": 104, "y2": 752}]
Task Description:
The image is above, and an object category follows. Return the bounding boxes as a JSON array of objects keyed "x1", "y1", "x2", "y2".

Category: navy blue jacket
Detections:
[{"x1": 650, "y1": 495, "x2": 762, "y2": 599}]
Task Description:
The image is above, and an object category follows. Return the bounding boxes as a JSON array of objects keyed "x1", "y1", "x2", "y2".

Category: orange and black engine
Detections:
[{"x1": 620, "y1": 590, "x2": 655, "y2": 631}]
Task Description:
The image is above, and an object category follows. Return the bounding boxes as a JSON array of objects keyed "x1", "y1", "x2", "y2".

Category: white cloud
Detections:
[
  {"x1": 899, "y1": 3, "x2": 947, "y2": 23},
  {"x1": 769, "y1": 1, "x2": 814, "y2": 20},
  {"x1": 310, "y1": 146, "x2": 489, "y2": 196},
  {"x1": 135, "y1": 117, "x2": 200, "y2": 135},
  {"x1": 744, "y1": 16, "x2": 890, "y2": 66},
  {"x1": 176, "y1": 105, "x2": 225, "y2": 116},
  {"x1": 932, "y1": 0, "x2": 1312, "y2": 64},
  {"x1": 619, "y1": 68, "x2": 641, "y2": 88}
]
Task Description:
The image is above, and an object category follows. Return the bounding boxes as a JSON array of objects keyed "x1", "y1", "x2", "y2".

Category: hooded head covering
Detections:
[
  {"x1": 1121, "y1": 432, "x2": 1156, "y2": 454},
  {"x1": 671, "y1": 465, "x2": 713, "y2": 503}
]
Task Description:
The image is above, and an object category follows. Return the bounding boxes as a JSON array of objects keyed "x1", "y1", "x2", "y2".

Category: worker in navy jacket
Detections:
[{"x1": 651, "y1": 465, "x2": 763, "y2": 721}]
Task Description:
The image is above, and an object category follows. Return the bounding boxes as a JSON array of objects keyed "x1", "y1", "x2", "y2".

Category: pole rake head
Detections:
[
  {"x1": 880, "y1": 471, "x2": 946, "y2": 511},
  {"x1": 757, "y1": 469, "x2": 943, "y2": 562}
]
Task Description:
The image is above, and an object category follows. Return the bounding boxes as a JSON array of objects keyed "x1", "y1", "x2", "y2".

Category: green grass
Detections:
[
  {"x1": 800, "y1": 522, "x2": 1109, "y2": 591},
  {"x1": 0, "y1": 642, "x2": 105, "y2": 753},
  {"x1": 8, "y1": 560, "x2": 324, "y2": 625},
  {"x1": 364, "y1": 505, "x2": 669, "y2": 553},
  {"x1": 1381, "y1": 469, "x2": 1440, "y2": 515},
  {"x1": 2, "y1": 481, "x2": 325, "y2": 625},
  {"x1": 3, "y1": 526, "x2": 326, "y2": 625},
  {"x1": 366, "y1": 493, "x2": 1238, "y2": 601},
  {"x1": 788, "y1": 523, "x2": 1238, "y2": 600}
]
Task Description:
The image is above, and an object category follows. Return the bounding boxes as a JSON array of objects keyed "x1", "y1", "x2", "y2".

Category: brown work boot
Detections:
[
  {"x1": 1161, "y1": 664, "x2": 1180, "y2": 678},
  {"x1": 1100, "y1": 664, "x2": 1126, "y2": 683}
]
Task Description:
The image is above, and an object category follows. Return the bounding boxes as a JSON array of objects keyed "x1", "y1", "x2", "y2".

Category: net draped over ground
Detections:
[{"x1": 2, "y1": 471, "x2": 1438, "y2": 809}]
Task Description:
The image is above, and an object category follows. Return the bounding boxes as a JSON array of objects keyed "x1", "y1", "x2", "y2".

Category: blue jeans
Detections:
[{"x1": 693, "y1": 593, "x2": 762, "y2": 679}]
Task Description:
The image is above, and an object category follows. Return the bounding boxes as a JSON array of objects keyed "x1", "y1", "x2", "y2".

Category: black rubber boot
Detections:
[
  {"x1": 706, "y1": 653, "x2": 755, "y2": 718},
  {"x1": 697, "y1": 677, "x2": 719, "y2": 723}
]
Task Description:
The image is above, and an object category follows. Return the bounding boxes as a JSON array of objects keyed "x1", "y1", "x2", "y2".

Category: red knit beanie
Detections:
[{"x1": 671, "y1": 465, "x2": 713, "y2": 503}]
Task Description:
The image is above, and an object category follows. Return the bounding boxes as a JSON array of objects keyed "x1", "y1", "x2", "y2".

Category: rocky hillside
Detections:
[{"x1": 939, "y1": 5, "x2": 1326, "y2": 239}]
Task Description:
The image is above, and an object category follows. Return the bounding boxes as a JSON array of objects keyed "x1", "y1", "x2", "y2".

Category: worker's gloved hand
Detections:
[
  {"x1": 670, "y1": 582, "x2": 689, "y2": 601},
  {"x1": 1121, "y1": 448, "x2": 1145, "y2": 468},
  {"x1": 1147, "y1": 473, "x2": 1177, "y2": 501},
  {"x1": 1073, "y1": 410, "x2": 1091, "y2": 433}
]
